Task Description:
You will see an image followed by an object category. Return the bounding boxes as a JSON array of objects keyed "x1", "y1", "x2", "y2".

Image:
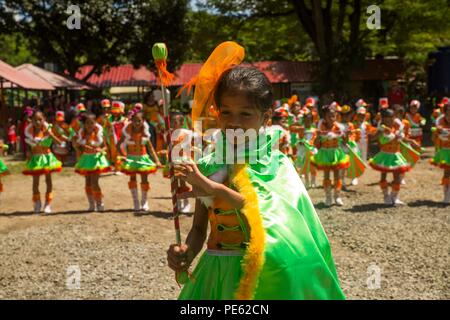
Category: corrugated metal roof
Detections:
[
  {"x1": 0, "y1": 59, "x2": 55, "y2": 90},
  {"x1": 16, "y1": 64, "x2": 94, "y2": 90},
  {"x1": 76, "y1": 65, "x2": 157, "y2": 88},
  {"x1": 76, "y1": 59, "x2": 405, "y2": 88}
]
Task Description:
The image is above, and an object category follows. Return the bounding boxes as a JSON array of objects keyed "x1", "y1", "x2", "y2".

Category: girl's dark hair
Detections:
[
  {"x1": 32, "y1": 110, "x2": 44, "y2": 119},
  {"x1": 381, "y1": 108, "x2": 394, "y2": 118},
  {"x1": 80, "y1": 112, "x2": 96, "y2": 124},
  {"x1": 321, "y1": 104, "x2": 336, "y2": 115},
  {"x1": 393, "y1": 104, "x2": 405, "y2": 113},
  {"x1": 214, "y1": 66, "x2": 273, "y2": 112}
]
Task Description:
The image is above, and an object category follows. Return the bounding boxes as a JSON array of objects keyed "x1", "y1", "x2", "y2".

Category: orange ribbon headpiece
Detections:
[{"x1": 178, "y1": 41, "x2": 245, "y2": 131}]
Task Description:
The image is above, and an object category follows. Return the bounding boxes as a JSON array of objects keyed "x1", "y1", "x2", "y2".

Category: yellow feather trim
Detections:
[{"x1": 232, "y1": 164, "x2": 265, "y2": 300}]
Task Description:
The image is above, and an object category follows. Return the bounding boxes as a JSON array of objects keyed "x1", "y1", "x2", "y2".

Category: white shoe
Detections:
[
  {"x1": 351, "y1": 178, "x2": 359, "y2": 186},
  {"x1": 180, "y1": 199, "x2": 191, "y2": 213},
  {"x1": 391, "y1": 194, "x2": 405, "y2": 206},
  {"x1": 384, "y1": 194, "x2": 393, "y2": 205},
  {"x1": 43, "y1": 204, "x2": 52, "y2": 214},
  {"x1": 34, "y1": 201, "x2": 42, "y2": 214},
  {"x1": 335, "y1": 197, "x2": 344, "y2": 206},
  {"x1": 401, "y1": 179, "x2": 406, "y2": 185},
  {"x1": 141, "y1": 200, "x2": 149, "y2": 212},
  {"x1": 130, "y1": 188, "x2": 140, "y2": 211},
  {"x1": 96, "y1": 203, "x2": 105, "y2": 212}
]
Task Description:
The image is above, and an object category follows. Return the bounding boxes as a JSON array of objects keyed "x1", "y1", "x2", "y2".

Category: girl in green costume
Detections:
[
  {"x1": 369, "y1": 109, "x2": 411, "y2": 206},
  {"x1": 117, "y1": 108, "x2": 162, "y2": 212},
  {"x1": 311, "y1": 105, "x2": 350, "y2": 207},
  {"x1": 167, "y1": 42, "x2": 345, "y2": 300},
  {"x1": 23, "y1": 111, "x2": 63, "y2": 214},
  {"x1": 75, "y1": 113, "x2": 112, "y2": 212}
]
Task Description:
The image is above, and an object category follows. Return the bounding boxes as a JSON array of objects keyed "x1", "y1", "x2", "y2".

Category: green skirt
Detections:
[
  {"x1": 311, "y1": 147, "x2": 350, "y2": 170},
  {"x1": 119, "y1": 154, "x2": 157, "y2": 175},
  {"x1": 75, "y1": 153, "x2": 111, "y2": 175},
  {"x1": 431, "y1": 148, "x2": 450, "y2": 169},
  {"x1": 369, "y1": 151, "x2": 411, "y2": 173},
  {"x1": 344, "y1": 141, "x2": 362, "y2": 157},
  {"x1": 179, "y1": 251, "x2": 243, "y2": 300},
  {"x1": 23, "y1": 153, "x2": 62, "y2": 176},
  {"x1": 0, "y1": 158, "x2": 9, "y2": 176}
]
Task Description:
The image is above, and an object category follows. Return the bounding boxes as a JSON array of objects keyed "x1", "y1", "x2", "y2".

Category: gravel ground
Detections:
[{"x1": 0, "y1": 146, "x2": 448, "y2": 300}]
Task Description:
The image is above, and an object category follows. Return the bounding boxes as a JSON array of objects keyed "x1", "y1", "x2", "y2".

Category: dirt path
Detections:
[{"x1": 0, "y1": 147, "x2": 448, "y2": 299}]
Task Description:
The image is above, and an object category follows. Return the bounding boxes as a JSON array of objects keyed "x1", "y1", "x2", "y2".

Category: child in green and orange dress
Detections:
[
  {"x1": 117, "y1": 106, "x2": 162, "y2": 212},
  {"x1": 369, "y1": 109, "x2": 411, "y2": 206},
  {"x1": 75, "y1": 113, "x2": 112, "y2": 212},
  {"x1": 430, "y1": 102, "x2": 450, "y2": 204},
  {"x1": 311, "y1": 105, "x2": 350, "y2": 207},
  {"x1": 23, "y1": 111, "x2": 63, "y2": 214},
  {"x1": 167, "y1": 47, "x2": 344, "y2": 300}
]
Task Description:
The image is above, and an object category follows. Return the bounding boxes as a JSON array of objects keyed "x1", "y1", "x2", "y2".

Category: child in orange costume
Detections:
[
  {"x1": 311, "y1": 105, "x2": 350, "y2": 207},
  {"x1": 117, "y1": 107, "x2": 162, "y2": 212},
  {"x1": 52, "y1": 111, "x2": 74, "y2": 164},
  {"x1": 23, "y1": 111, "x2": 63, "y2": 214},
  {"x1": 71, "y1": 103, "x2": 87, "y2": 160},
  {"x1": 430, "y1": 102, "x2": 450, "y2": 204},
  {"x1": 75, "y1": 113, "x2": 112, "y2": 212},
  {"x1": 369, "y1": 109, "x2": 411, "y2": 206},
  {"x1": 405, "y1": 100, "x2": 426, "y2": 149}
]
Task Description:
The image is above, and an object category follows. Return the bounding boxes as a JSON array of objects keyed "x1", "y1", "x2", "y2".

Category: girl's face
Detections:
[
  {"x1": 410, "y1": 105, "x2": 418, "y2": 114},
  {"x1": 32, "y1": 113, "x2": 45, "y2": 128},
  {"x1": 394, "y1": 108, "x2": 405, "y2": 119},
  {"x1": 132, "y1": 114, "x2": 144, "y2": 129},
  {"x1": 356, "y1": 114, "x2": 365, "y2": 123},
  {"x1": 324, "y1": 110, "x2": 337, "y2": 124},
  {"x1": 171, "y1": 115, "x2": 184, "y2": 129},
  {"x1": 85, "y1": 117, "x2": 96, "y2": 132},
  {"x1": 382, "y1": 115, "x2": 394, "y2": 127},
  {"x1": 341, "y1": 112, "x2": 352, "y2": 122},
  {"x1": 304, "y1": 116, "x2": 312, "y2": 127},
  {"x1": 218, "y1": 92, "x2": 268, "y2": 132}
]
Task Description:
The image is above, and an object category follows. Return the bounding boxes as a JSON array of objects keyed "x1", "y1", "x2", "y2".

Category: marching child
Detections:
[
  {"x1": 369, "y1": 109, "x2": 411, "y2": 205},
  {"x1": 52, "y1": 111, "x2": 74, "y2": 164},
  {"x1": 294, "y1": 110, "x2": 318, "y2": 189},
  {"x1": 167, "y1": 45, "x2": 344, "y2": 299},
  {"x1": 405, "y1": 100, "x2": 426, "y2": 150},
  {"x1": 117, "y1": 106, "x2": 162, "y2": 212},
  {"x1": 23, "y1": 111, "x2": 63, "y2": 214},
  {"x1": 431, "y1": 102, "x2": 450, "y2": 204},
  {"x1": 74, "y1": 113, "x2": 111, "y2": 212},
  {"x1": 311, "y1": 105, "x2": 350, "y2": 206}
]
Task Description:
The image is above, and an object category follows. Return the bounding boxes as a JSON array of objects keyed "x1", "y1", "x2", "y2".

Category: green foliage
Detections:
[
  {"x1": 196, "y1": 0, "x2": 450, "y2": 96},
  {"x1": 185, "y1": 10, "x2": 313, "y2": 62},
  {"x1": 0, "y1": 33, "x2": 37, "y2": 66},
  {"x1": 0, "y1": 0, "x2": 190, "y2": 79}
]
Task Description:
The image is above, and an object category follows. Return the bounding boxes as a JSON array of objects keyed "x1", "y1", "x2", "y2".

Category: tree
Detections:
[
  {"x1": 185, "y1": 10, "x2": 314, "y2": 62},
  {"x1": 0, "y1": 33, "x2": 37, "y2": 66},
  {"x1": 199, "y1": 0, "x2": 450, "y2": 97},
  {"x1": 0, "y1": 0, "x2": 190, "y2": 81}
]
